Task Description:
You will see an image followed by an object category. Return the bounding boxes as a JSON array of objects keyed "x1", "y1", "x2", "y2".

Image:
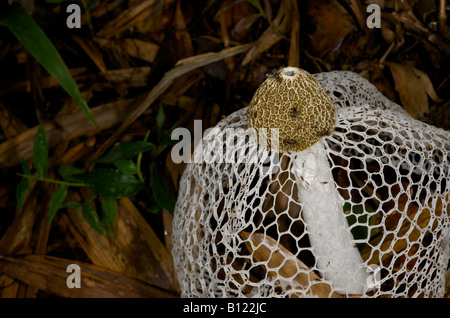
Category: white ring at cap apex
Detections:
[{"x1": 280, "y1": 67, "x2": 301, "y2": 79}]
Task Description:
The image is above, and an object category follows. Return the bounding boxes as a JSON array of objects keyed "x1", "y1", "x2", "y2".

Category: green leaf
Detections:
[
  {"x1": 151, "y1": 0, "x2": 165, "y2": 28},
  {"x1": 61, "y1": 202, "x2": 84, "y2": 209},
  {"x1": 146, "y1": 200, "x2": 162, "y2": 214},
  {"x1": 58, "y1": 164, "x2": 85, "y2": 182},
  {"x1": 156, "y1": 120, "x2": 179, "y2": 155},
  {"x1": 33, "y1": 123, "x2": 48, "y2": 178},
  {"x1": 0, "y1": 3, "x2": 97, "y2": 126},
  {"x1": 114, "y1": 159, "x2": 138, "y2": 175},
  {"x1": 247, "y1": 0, "x2": 266, "y2": 18},
  {"x1": 19, "y1": 157, "x2": 31, "y2": 176},
  {"x1": 47, "y1": 185, "x2": 68, "y2": 226},
  {"x1": 101, "y1": 197, "x2": 117, "y2": 232},
  {"x1": 74, "y1": 168, "x2": 144, "y2": 199},
  {"x1": 150, "y1": 163, "x2": 175, "y2": 214},
  {"x1": 16, "y1": 178, "x2": 29, "y2": 212},
  {"x1": 92, "y1": 141, "x2": 155, "y2": 164},
  {"x1": 82, "y1": 203, "x2": 106, "y2": 235},
  {"x1": 86, "y1": 0, "x2": 100, "y2": 11}
]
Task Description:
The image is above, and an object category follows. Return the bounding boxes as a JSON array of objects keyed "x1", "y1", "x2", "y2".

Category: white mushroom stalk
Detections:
[
  {"x1": 291, "y1": 142, "x2": 370, "y2": 293},
  {"x1": 247, "y1": 67, "x2": 371, "y2": 294}
]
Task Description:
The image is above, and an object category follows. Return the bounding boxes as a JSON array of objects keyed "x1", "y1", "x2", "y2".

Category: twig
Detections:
[
  {"x1": 378, "y1": 40, "x2": 396, "y2": 65},
  {"x1": 391, "y1": 10, "x2": 450, "y2": 58},
  {"x1": 439, "y1": 0, "x2": 448, "y2": 36},
  {"x1": 288, "y1": 0, "x2": 300, "y2": 67}
]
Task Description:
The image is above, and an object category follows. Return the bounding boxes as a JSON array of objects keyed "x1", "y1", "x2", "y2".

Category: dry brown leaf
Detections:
[
  {"x1": 0, "y1": 67, "x2": 87, "y2": 94},
  {"x1": 62, "y1": 194, "x2": 178, "y2": 292},
  {"x1": 96, "y1": 0, "x2": 176, "y2": 39},
  {"x1": 72, "y1": 35, "x2": 107, "y2": 74},
  {"x1": 232, "y1": 13, "x2": 260, "y2": 38},
  {"x1": 55, "y1": 141, "x2": 94, "y2": 166},
  {"x1": 0, "y1": 179, "x2": 41, "y2": 256},
  {"x1": 220, "y1": 0, "x2": 257, "y2": 28},
  {"x1": 240, "y1": 231, "x2": 344, "y2": 298},
  {"x1": 0, "y1": 255, "x2": 177, "y2": 297},
  {"x1": 0, "y1": 96, "x2": 143, "y2": 168},
  {"x1": 385, "y1": 62, "x2": 442, "y2": 119},
  {"x1": 0, "y1": 275, "x2": 19, "y2": 297},
  {"x1": 306, "y1": 0, "x2": 357, "y2": 58},
  {"x1": 0, "y1": 102, "x2": 29, "y2": 139},
  {"x1": 340, "y1": 0, "x2": 366, "y2": 28},
  {"x1": 241, "y1": 0, "x2": 294, "y2": 66},
  {"x1": 118, "y1": 198, "x2": 176, "y2": 280},
  {"x1": 121, "y1": 39, "x2": 160, "y2": 63},
  {"x1": 173, "y1": 0, "x2": 194, "y2": 59},
  {"x1": 106, "y1": 67, "x2": 152, "y2": 87}
]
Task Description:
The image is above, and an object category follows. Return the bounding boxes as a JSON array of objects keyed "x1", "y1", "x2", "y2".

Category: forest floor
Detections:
[{"x1": 0, "y1": 0, "x2": 448, "y2": 298}]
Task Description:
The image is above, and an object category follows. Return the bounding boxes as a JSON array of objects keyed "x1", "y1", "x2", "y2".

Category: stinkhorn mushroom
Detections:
[
  {"x1": 246, "y1": 67, "x2": 370, "y2": 293},
  {"x1": 172, "y1": 68, "x2": 450, "y2": 298}
]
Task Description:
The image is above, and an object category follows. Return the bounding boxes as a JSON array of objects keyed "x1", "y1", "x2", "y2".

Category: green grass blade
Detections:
[
  {"x1": 16, "y1": 178, "x2": 29, "y2": 212},
  {"x1": 101, "y1": 197, "x2": 117, "y2": 233},
  {"x1": 16, "y1": 157, "x2": 31, "y2": 212},
  {"x1": 33, "y1": 123, "x2": 48, "y2": 178},
  {"x1": 74, "y1": 168, "x2": 144, "y2": 199},
  {"x1": 47, "y1": 185, "x2": 68, "y2": 226},
  {"x1": 91, "y1": 141, "x2": 154, "y2": 164},
  {"x1": 113, "y1": 159, "x2": 138, "y2": 175},
  {"x1": 82, "y1": 204, "x2": 106, "y2": 235},
  {"x1": 58, "y1": 164, "x2": 85, "y2": 182},
  {"x1": 150, "y1": 162, "x2": 175, "y2": 214},
  {"x1": 19, "y1": 157, "x2": 31, "y2": 176},
  {"x1": 0, "y1": 3, "x2": 97, "y2": 126}
]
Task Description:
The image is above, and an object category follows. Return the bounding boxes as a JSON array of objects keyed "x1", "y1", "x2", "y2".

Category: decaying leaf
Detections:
[
  {"x1": 72, "y1": 35, "x2": 107, "y2": 74},
  {"x1": 306, "y1": 0, "x2": 357, "y2": 58},
  {"x1": 105, "y1": 67, "x2": 152, "y2": 87},
  {"x1": 96, "y1": 0, "x2": 176, "y2": 39},
  {"x1": 62, "y1": 193, "x2": 178, "y2": 292},
  {"x1": 385, "y1": 62, "x2": 442, "y2": 119},
  {"x1": 0, "y1": 254, "x2": 176, "y2": 297},
  {"x1": 121, "y1": 38, "x2": 160, "y2": 63}
]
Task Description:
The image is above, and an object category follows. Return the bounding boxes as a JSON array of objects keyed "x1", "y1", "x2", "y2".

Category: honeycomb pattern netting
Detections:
[{"x1": 172, "y1": 71, "x2": 450, "y2": 298}]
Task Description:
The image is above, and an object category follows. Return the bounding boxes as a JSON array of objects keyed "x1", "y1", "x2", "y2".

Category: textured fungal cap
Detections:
[{"x1": 247, "y1": 67, "x2": 336, "y2": 152}]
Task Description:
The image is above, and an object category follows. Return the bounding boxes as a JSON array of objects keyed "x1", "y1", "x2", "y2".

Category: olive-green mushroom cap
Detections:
[{"x1": 247, "y1": 67, "x2": 336, "y2": 153}]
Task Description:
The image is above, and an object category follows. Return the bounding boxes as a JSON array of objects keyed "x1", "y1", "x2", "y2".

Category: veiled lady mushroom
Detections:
[
  {"x1": 247, "y1": 67, "x2": 371, "y2": 293},
  {"x1": 172, "y1": 68, "x2": 450, "y2": 297}
]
